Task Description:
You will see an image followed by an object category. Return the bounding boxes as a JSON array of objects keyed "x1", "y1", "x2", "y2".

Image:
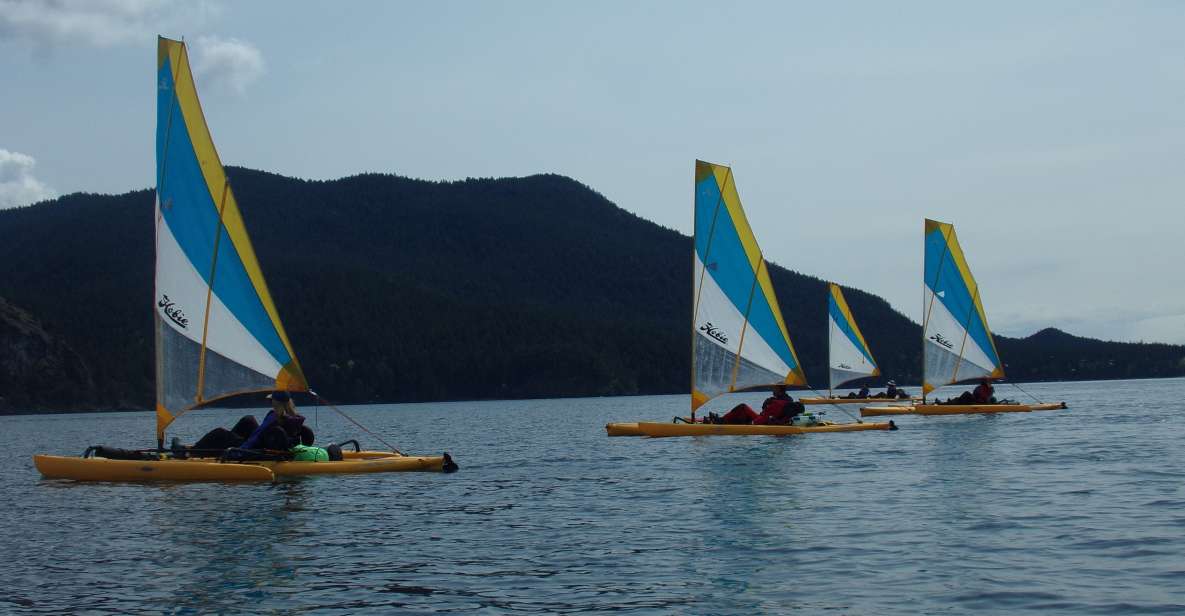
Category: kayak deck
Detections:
[
  {"x1": 34, "y1": 450, "x2": 457, "y2": 481},
  {"x1": 860, "y1": 402, "x2": 1067, "y2": 417},
  {"x1": 608, "y1": 421, "x2": 896, "y2": 437}
]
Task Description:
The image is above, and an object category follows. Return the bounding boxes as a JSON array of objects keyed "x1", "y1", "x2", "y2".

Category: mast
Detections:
[
  {"x1": 154, "y1": 38, "x2": 183, "y2": 447},
  {"x1": 921, "y1": 221, "x2": 955, "y2": 402},
  {"x1": 827, "y1": 283, "x2": 833, "y2": 398},
  {"x1": 690, "y1": 162, "x2": 730, "y2": 420}
]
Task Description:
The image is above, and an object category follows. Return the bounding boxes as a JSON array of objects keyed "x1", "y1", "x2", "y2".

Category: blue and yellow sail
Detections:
[
  {"x1": 921, "y1": 218, "x2": 1003, "y2": 394},
  {"x1": 154, "y1": 37, "x2": 306, "y2": 441},
  {"x1": 827, "y1": 283, "x2": 879, "y2": 390},
  {"x1": 691, "y1": 160, "x2": 806, "y2": 412}
]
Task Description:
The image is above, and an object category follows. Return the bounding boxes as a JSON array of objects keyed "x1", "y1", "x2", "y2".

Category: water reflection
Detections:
[{"x1": 146, "y1": 481, "x2": 311, "y2": 612}]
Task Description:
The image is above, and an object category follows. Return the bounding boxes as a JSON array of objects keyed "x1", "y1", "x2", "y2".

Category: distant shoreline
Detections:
[{"x1": 3, "y1": 375, "x2": 1181, "y2": 417}]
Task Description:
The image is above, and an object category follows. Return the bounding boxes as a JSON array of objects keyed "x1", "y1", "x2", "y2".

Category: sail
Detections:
[
  {"x1": 827, "y1": 283, "x2": 879, "y2": 390},
  {"x1": 921, "y1": 218, "x2": 1003, "y2": 394},
  {"x1": 154, "y1": 37, "x2": 307, "y2": 441},
  {"x1": 691, "y1": 160, "x2": 806, "y2": 411}
]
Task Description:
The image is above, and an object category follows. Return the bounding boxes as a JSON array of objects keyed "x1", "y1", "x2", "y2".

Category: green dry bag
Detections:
[{"x1": 290, "y1": 445, "x2": 330, "y2": 462}]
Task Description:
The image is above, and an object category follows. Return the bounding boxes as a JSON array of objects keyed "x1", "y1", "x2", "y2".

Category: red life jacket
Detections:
[{"x1": 758, "y1": 398, "x2": 792, "y2": 424}]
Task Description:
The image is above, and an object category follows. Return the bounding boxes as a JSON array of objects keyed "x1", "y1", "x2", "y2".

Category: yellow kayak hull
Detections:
[
  {"x1": 259, "y1": 453, "x2": 449, "y2": 476},
  {"x1": 616, "y1": 421, "x2": 895, "y2": 437},
  {"x1": 33, "y1": 454, "x2": 275, "y2": 481},
  {"x1": 34, "y1": 450, "x2": 455, "y2": 481},
  {"x1": 606, "y1": 422, "x2": 643, "y2": 437},
  {"x1": 860, "y1": 402, "x2": 1068, "y2": 417}
]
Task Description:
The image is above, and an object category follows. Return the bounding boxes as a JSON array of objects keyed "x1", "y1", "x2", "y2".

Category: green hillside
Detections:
[{"x1": 0, "y1": 167, "x2": 1180, "y2": 411}]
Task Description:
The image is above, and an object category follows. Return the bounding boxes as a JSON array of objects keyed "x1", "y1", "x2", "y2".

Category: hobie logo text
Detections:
[
  {"x1": 929, "y1": 333, "x2": 954, "y2": 349},
  {"x1": 838, "y1": 363, "x2": 852, "y2": 370},
  {"x1": 699, "y1": 322, "x2": 728, "y2": 344},
  {"x1": 159, "y1": 295, "x2": 189, "y2": 329}
]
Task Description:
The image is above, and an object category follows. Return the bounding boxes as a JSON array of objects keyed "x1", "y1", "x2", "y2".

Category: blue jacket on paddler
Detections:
[{"x1": 241, "y1": 391, "x2": 312, "y2": 450}]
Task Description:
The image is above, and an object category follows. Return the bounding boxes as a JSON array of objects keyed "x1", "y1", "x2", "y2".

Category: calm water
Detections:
[{"x1": 2, "y1": 378, "x2": 1184, "y2": 614}]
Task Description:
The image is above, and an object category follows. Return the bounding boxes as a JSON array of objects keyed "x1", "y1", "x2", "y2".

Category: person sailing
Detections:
[
  {"x1": 972, "y1": 378, "x2": 995, "y2": 403},
  {"x1": 872, "y1": 380, "x2": 908, "y2": 399},
  {"x1": 715, "y1": 385, "x2": 805, "y2": 425},
  {"x1": 192, "y1": 415, "x2": 261, "y2": 451},
  {"x1": 842, "y1": 385, "x2": 872, "y2": 399},
  {"x1": 190, "y1": 391, "x2": 315, "y2": 453},
  {"x1": 240, "y1": 391, "x2": 315, "y2": 450},
  {"x1": 941, "y1": 378, "x2": 996, "y2": 405}
]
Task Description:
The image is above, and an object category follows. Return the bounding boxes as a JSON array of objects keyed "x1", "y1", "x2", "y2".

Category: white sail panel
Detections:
[
  {"x1": 694, "y1": 258, "x2": 793, "y2": 402},
  {"x1": 827, "y1": 284, "x2": 878, "y2": 390},
  {"x1": 155, "y1": 207, "x2": 284, "y2": 382},
  {"x1": 922, "y1": 287, "x2": 998, "y2": 391},
  {"x1": 828, "y1": 319, "x2": 877, "y2": 390}
]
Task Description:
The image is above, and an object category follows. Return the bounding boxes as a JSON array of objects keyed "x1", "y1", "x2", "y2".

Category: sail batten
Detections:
[
  {"x1": 921, "y1": 219, "x2": 1003, "y2": 394},
  {"x1": 154, "y1": 37, "x2": 307, "y2": 441},
  {"x1": 827, "y1": 283, "x2": 879, "y2": 391},
  {"x1": 691, "y1": 161, "x2": 805, "y2": 412}
]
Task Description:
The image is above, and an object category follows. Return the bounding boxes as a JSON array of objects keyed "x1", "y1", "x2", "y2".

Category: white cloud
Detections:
[
  {"x1": 0, "y1": 0, "x2": 176, "y2": 48},
  {"x1": 0, "y1": 149, "x2": 55, "y2": 208},
  {"x1": 0, "y1": 1, "x2": 265, "y2": 92},
  {"x1": 191, "y1": 35, "x2": 264, "y2": 95}
]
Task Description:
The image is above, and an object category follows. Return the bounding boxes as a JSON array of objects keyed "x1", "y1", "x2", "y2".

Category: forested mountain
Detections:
[{"x1": 1, "y1": 167, "x2": 1181, "y2": 411}]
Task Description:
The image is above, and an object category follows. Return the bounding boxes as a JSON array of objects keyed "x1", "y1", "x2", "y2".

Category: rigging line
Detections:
[
  {"x1": 950, "y1": 283, "x2": 981, "y2": 385},
  {"x1": 313, "y1": 393, "x2": 403, "y2": 455},
  {"x1": 156, "y1": 42, "x2": 182, "y2": 198},
  {"x1": 729, "y1": 257, "x2": 764, "y2": 391},
  {"x1": 805, "y1": 388, "x2": 863, "y2": 424},
  {"x1": 1009, "y1": 381, "x2": 1044, "y2": 404},
  {"x1": 195, "y1": 179, "x2": 231, "y2": 403}
]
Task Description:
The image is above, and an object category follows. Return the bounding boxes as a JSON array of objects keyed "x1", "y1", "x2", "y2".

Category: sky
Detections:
[{"x1": 2, "y1": 0, "x2": 1183, "y2": 344}]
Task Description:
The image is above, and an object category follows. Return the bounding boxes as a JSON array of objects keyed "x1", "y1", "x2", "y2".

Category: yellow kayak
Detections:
[
  {"x1": 860, "y1": 402, "x2": 1067, "y2": 417},
  {"x1": 33, "y1": 450, "x2": 457, "y2": 481},
  {"x1": 608, "y1": 421, "x2": 896, "y2": 437}
]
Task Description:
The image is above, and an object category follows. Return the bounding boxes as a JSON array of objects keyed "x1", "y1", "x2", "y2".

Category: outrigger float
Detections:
[
  {"x1": 859, "y1": 219, "x2": 1067, "y2": 419},
  {"x1": 34, "y1": 38, "x2": 456, "y2": 481},
  {"x1": 607, "y1": 421, "x2": 895, "y2": 438},
  {"x1": 801, "y1": 397, "x2": 919, "y2": 405},
  {"x1": 862, "y1": 402, "x2": 1066, "y2": 417},
  {"x1": 607, "y1": 161, "x2": 894, "y2": 438}
]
